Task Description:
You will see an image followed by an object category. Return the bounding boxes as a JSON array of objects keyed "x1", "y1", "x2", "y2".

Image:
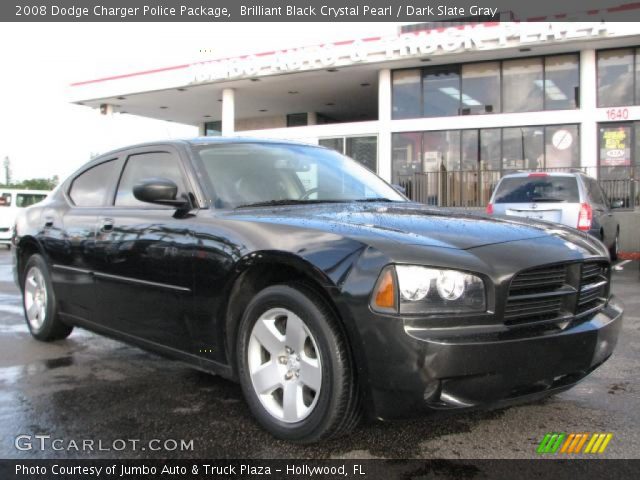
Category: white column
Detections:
[
  {"x1": 222, "y1": 88, "x2": 235, "y2": 136},
  {"x1": 378, "y1": 68, "x2": 392, "y2": 182},
  {"x1": 580, "y1": 49, "x2": 598, "y2": 177}
]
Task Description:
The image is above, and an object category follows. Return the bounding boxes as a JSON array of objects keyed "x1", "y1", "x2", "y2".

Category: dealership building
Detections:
[{"x1": 70, "y1": 15, "x2": 640, "y2": 252}]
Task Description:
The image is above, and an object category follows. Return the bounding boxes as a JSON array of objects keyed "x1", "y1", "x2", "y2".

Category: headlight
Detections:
[{"x1": 372, "y1": 265, "x2": 486, "y2": 315}]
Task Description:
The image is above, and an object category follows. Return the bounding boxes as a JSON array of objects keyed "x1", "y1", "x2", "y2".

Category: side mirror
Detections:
[
  {"x1": 133, "y1": 178, "x2": 190, "y2": 209},
  {"x1": 611, "y1": 199, "x2": 624, "y2": 209},
  {"x1": 392, "y1": 184, "x2": 406, "y2": 195}
]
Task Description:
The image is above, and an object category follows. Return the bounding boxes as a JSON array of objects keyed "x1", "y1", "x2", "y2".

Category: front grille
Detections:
[{"x1": 504, "y1": 261, "x2": 609, "y2": 328}]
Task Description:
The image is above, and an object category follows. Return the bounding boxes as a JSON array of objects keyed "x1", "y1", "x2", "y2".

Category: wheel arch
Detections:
[
  {"x1": 15, "y1": 236, "x2": 47, "y2": 290},
  {"x1": 221, "y1": 251, "x2": 355, "y2": 378}
]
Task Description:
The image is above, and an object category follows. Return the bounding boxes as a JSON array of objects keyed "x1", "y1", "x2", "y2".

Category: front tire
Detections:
[
  {"x1": 22, "y1": 254, "x2": 73, "y2": 341},
  {"x1": 236, "y1": 284, "x2": 360, "y2": 443}
]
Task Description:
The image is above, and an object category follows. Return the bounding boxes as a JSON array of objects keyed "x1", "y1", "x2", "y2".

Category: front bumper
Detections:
[{"x1": 363, "y1": 296, "x2": 623, "y2": 419}]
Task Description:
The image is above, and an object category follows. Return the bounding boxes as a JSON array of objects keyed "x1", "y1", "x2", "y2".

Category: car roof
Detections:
[
  {"x1": 499, "y1": 171, "x2": 586, "y2": 179},
  {"x1": 93, "y1": 136, "x2": 322, "y2": 160}
]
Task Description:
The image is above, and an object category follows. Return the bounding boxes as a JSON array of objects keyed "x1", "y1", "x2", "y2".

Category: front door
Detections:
[{"x1": 93, "y1": 147, "x2": 195, "y2": 352}]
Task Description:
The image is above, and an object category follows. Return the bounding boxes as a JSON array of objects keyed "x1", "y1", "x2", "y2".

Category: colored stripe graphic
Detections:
[
  {"x1": 537, "y1": 433, "x2": 565, "y2": 453},
  {"x1": 539, "y1": 432, "x2": 613, "y2": 454}
]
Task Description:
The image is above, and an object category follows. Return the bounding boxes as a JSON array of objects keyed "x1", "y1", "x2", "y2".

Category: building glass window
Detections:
[
  {"x1": 391, "y1": 132, "x2": 422, "y2": 183},
  {"x1": 204, "y1": 121, "x2": 222, "y2": 136},
  {"x1": 319, "y1": 136, "x2": 377, "y2": 173},
  {"x1": 423, "y1": 130, "x2": 461, "y2": 206},
  {"x1": 598, "y1": 124, "x2": 636, "y2": 208},
  {"x1": 422, "y1": 66, "x2": 461, "y2": 117},
  {"x1": 636, "y1": 49, "x2": 640, "y2": 107},
  {"x1": 393, "y1": 54, "x2": 580, "y2": 118},
  {"x1": 346, "y1": 137, "x2": 377, "y2": 173},
  {"x1": 461, "y1": 62, "x2": 500, "y2": 115},
  {"x1": 544, "y1": 54, "x2": 579, "y2": 110},
  {"x1": 461, "y1": 129, "x2": 479, "y2": 170},
  {"x1": 597, "y1": 49, "x2": 635, "y2": 107},
  {"x1": 545, "y1": 125, "x2": 579, "y2": 169},
  {"x1": 636, "y1": 122, "x2": 640, "y2": 167},
  {"x1": 392, "y1": 124, "x2": 581, "y2": 207},
  {"x1": 502, "y1": 127, "x2": 544, "y2": 171},
  {"x1": 286, "y1": 113, "x2": 308, "y2": 127},
  {"x1": 480, "y1": 129, "x2": 501, "y2": 171},
  {"x1": 423, "y1": 130, "x2": 460, "y2": 171},
  {"x1": 461, "y1": 130, "x2": 480, "y2": 206},
  {"x1": 319, "y1": 138, "x2": 344, "y2": 155},
  {"x1": 392, "y1": 70, "x2": 421, "y2": 119},
  {"x1": 502, "y1": 58, "x2": 544, "y2": 113}
]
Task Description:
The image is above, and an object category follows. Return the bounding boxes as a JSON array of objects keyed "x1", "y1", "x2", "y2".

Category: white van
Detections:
[{"x1": 0, "y1": 189, "x2": 50, "y2": 248}]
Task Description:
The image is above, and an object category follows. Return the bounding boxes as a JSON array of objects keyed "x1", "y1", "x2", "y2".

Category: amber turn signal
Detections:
[{"x1": 374, "y1": 268, "x2": 396, "y2": 311}]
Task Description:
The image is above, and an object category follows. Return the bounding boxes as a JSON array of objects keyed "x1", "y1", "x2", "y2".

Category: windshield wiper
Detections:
[
  {"x1": 235, "y1": 199, "x2": 347, "y2": 209},
  {"x1": 353, "y1": 198, "x2": 396, "y2": 203}
]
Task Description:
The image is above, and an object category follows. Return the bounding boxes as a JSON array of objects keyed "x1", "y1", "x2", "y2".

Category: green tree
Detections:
[
  {"x1": 18, "y1": 177, "x2": 59, "y2": 190},
  {"x1": 0, "y1": 176, "x2": 59, "y2": 190}
]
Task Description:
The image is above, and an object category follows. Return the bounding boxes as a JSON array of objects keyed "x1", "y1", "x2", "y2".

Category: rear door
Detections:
[
  {"x1": 92, "y1": 146, "x2": 196, "y2": 352},
  {"x1": 492, "y1": 174, "x2": 580, "y2": 228},
  {"x1": 44, "y1": 158, "x2": 122, "y2": 322},
  {"x1": 583, "y1": 176, "x2": 616, "y2": 244}
]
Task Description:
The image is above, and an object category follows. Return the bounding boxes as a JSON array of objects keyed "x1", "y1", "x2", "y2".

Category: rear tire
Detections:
[
  {"x1": 22, "y1": 254, "x2": 73, "y2": 341},
  {"x1": 236, "y1": 284, "x2": 360, "y2": 443},
  {"x1": 609, "y1": 233, "x2": 619, "y2": 261}
]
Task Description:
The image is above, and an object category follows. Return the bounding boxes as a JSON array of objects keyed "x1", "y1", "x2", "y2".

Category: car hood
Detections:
[{"x1": 224, "y1": 202, "x2": 571, "y2": 250}]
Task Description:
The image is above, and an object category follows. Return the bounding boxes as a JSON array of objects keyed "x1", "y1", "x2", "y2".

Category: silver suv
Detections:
[{"x1": 487, "y1": 171, "x2": 622, "y2": 259}]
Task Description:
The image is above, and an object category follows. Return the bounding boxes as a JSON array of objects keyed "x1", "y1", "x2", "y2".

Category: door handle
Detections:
[
  {"x1": 100, "y1": 218, "x2": 114, "y2": 232},
  {"x1": 43, "y1": 216, "x2": 54, "y2": 228}
]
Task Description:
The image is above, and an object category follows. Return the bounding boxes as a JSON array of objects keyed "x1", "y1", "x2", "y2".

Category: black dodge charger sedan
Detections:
[{"x1": 13, "y1": 138, "x2": 622, "y2": 443}]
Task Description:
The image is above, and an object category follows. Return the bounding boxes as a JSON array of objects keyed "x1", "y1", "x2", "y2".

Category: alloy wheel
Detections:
[
  {"x1": 24, "y1": 266, "x2": 48, "y2": 331},
  {"x1": 247, "y1": 308, "x2": 322, "y2": 423}
]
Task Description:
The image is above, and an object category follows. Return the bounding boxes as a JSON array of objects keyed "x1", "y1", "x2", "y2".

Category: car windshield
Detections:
[
  {"x1": 493, "y1": 176, "x2": 580, "y2": 203},
  {"x1": 192, "y1": 142, "x2": 406, "y2": 208}
]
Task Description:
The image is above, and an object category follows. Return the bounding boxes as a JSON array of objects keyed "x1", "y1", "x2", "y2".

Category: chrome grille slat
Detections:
[{"x1": 577, "y1": 262, "x2": 608, "y2": 314}]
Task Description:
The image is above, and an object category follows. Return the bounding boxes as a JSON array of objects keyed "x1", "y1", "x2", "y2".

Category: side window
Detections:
[
  {"x1": 585, "y1": 177, "x2": 606, "y2": 207},
  {"x1": 69, "y1": 160, "x2": 118, "y2": 207},
  {"x1": 17, "y1": 194, "x2": 47, "y2": 208},
  {"x1": 0, "y1": 193, "x2": 11, "y2": 207},
  {"x1": 115, "y1": 152, "x2": 186, "y2": 207},
  {"x1": 594, "y1": 181, "x2": 610, "y2": 208}
]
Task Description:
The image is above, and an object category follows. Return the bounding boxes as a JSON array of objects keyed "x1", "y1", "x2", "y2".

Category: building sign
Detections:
[
  {"x1": 189, "y1": 22, "x2": 608, "y2": 84},
  {"x1": 552, "y1": 129, "x2": 573, "y2": 151},
  {"x1": 600, "y1": 126, "x2": 631, "y2": 166}
]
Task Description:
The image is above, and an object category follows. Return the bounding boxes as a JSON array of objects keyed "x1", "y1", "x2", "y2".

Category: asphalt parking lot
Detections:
[{"x1": 0, "y1": 249, "x2": 638, "y2": 459}]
